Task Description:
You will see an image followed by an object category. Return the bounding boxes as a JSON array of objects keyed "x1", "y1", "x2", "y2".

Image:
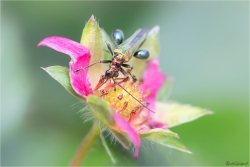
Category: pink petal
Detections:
[
  {"x1": 38, "y1": 36, "x2": 93, "y2": 97},
  {"x1": 38, "y1": 36, "x2": 88, "y2": 60},
  {"x1": 69, "y1": 57, "x2": 93, "y2": 97},
  {"x1": 113, "y1": 112, "x2": 140, "y2": 159},
  {"x1": 141, "y1": 59, "x2": 167, "y2": 111}
]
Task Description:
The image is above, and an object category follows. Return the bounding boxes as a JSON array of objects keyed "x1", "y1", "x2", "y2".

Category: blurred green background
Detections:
[{"x1": 1, "y1": 1, "x2": 249, "y2": 166}]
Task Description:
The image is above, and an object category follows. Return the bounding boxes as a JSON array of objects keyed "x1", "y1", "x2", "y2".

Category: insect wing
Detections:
[{"x1": 116, "y1": 28, "x2": 148, "y2": 62}]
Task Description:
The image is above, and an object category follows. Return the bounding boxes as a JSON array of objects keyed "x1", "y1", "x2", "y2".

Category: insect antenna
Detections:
[
  {"x1": 75, "y1": 61, "x2": 101, "y2": 72},
  {"x1": 75, "y1": 60, "x2": 112, "y2": 73},
  {"x1": 112, "y1": 79, "x2": 155, "y2": 113}
]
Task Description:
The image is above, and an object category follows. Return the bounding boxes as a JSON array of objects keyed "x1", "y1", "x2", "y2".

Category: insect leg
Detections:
[
  {"x1": 105, "y1": 41, "x2": 114, "y2": 56},
  {"x1": 75, "y1": 60, "x2": 112, "y2": 72},
  {"x1": 94, "y1": 75, "x2": 108, "y2": 91},
  {"x1": 115, "y1": 68, "x2": 130, "y2": 84},
  {"x1": 112, "y1": 78, "x2": 117, "y2": 92},
  {"x1": 121, "y1": 64, "x2": 137, "y2": 83}
]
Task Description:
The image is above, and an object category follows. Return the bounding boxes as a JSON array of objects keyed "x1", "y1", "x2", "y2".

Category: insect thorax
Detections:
[{"x1": 114, "y1": 49, "x2": 131, "y2": 63}]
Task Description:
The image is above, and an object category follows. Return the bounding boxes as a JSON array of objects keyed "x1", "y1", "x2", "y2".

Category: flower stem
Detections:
[{"x1": 69, "y1": 123, "x2": 99, "y2": 166}]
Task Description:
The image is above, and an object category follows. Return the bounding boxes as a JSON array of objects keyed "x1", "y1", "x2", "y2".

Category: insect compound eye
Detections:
[
  {"x1": 112, "y1": 29, "x2": 124, "y2": 45},
  {"x1": 133, "y1": 49, "x2": 149, "y2": 60}
]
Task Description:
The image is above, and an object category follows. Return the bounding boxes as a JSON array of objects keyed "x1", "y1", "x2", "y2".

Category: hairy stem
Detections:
[{"x1": 69, "y1": 123, "x2": 99, "y2": 166}]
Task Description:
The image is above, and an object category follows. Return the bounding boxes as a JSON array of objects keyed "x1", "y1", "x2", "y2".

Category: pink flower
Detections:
[{"x1": 38, "y1": 16, "x2": 212, "y2": 161}]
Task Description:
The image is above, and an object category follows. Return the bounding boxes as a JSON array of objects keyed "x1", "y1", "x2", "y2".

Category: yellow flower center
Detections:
[{"x1": 94, "y1": 82, "x2": 145, "y2": 120}]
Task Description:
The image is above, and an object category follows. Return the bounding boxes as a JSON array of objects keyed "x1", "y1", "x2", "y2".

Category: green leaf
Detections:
[
  {"x1": 42, "y1": 66, "x2": 84, "y2": 100},
  {"x1": 129, "y1": 26, "x2": 160, "y2": 79},
  {"x1": 154, "y1": 101, "x2": 213, "y2": 128},
  {"x1": 110, "y1": 129, "x2": 131, "y2": 150},
  {"x1": 156, "y1": 77, "x2": 173, "y2": 102},
  {"x1": 140, "y1": 128, "x2": 191, "y2": 154},
  {"x1": 87, "y1": 95, "x2": 115, "y2": 126},
  {"x1": 80, "y1": 15, "x2": 104, "y2": 86}
]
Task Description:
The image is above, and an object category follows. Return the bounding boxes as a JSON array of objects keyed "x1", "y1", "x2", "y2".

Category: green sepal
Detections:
[
  {"x1": 155, "y1": 137, "x2": 192, "y2": 154},
  {"x1": 156, "y1": 77, "x2": 173, "y2": 101},
  {"x1": 129, "y1": 26, "x2": 160, "y2": 79},
  {"x1": 110, "y1": 130, "x2": 131, "y2": 150},
  {"x1": 42, "y1": 66, "x2": 84, "y2": 100},
  {"x1": 80, "y1": 15, "x2": 104, "y2": 86},
  {"x1": 154, "y1": 101, "x2": 214, "y2": 128},
  {"x1": 80, "y1": 15, "x2": 103, "y2": 60},
  {"x1": 140, "y1": 128, "x2": 191, "y2": 154},
  {"x1": 87, "y1": 95, "x2": 115, "y2": 127},
  {"x1": 139, "y1": 128, "x2": 179, "y2": 139},
  {"x1": 139, "y1": 25, "x2": 160, "y2": 60}
]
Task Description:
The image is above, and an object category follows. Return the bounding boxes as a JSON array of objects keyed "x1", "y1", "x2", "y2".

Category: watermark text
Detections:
[{"x1": 226, "y1": 161, "x2": 248, "y2": 166}]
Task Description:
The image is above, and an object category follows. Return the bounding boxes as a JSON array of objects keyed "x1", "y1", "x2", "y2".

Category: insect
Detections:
[{"x1": 75, "y1": 28, "x2": 153, "y2": 112}]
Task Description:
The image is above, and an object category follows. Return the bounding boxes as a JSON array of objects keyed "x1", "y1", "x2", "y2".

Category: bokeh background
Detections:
[{"x1": 1, "y1": 1, "x2": 249, "y2": 166}]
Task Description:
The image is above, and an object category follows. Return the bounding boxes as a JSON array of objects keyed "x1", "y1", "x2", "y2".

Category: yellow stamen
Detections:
[{"x1": 95, "y1": 82, "x2": 144, "y2": 120}]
